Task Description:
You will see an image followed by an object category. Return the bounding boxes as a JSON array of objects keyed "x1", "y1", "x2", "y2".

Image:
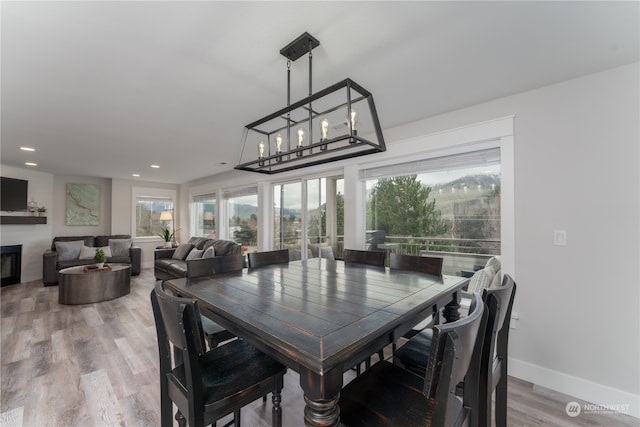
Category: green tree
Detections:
[
  {"x1": 337, "y1": 192, "x2": 344, "y2": 236},
  {"x1": 366, "y1": 175, "x2": 447, "y2": 236},
  {"x1": 234, "y1": 221, "x2": 257, "y2": 246}
]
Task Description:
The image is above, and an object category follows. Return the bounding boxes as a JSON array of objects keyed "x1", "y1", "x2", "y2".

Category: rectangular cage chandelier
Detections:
[{"x1": 235, "y1": 32, "x2": 386, "y2": 174}]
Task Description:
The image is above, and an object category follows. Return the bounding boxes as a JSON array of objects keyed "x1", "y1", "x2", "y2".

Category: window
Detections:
[
  {"x1": 191, "y1": 193, "x2": 217, "y2": 238},
  {"x1": 362, "y1": 148, "x2": 500, "y2": 273},
  {"x1": 273, "y1": 181, "x2": 302, "y2": 253},
  {"x1": 273, "y1": 176, "x2": 343, "y2": 260},
  {"x1": 223, "y1": 187, "x2": 258, "y2": 252},
  {"x1": 133, "y1": 189, "x2": 176, "y2": 238}
]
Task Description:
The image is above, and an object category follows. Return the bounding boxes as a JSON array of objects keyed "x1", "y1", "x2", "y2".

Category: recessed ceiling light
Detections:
[
  {"x1": 25, "y1": 162, "x2": 38, "y2": 166},
  {"x1": 220, "y1": 162, "x2": 227, "y2": 165},
  {"x1": 132, "y1": 173, "x2": 141, "y2": 177},
  {"x1": 150, "y1": 164, "x2": 160, "y2": 169},
  {"x1": 20, "y1": 147, "x2": 35, "y2": 152}
]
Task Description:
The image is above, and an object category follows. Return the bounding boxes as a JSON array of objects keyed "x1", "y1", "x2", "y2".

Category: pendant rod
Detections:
[
  {"x1": 308, "y1": 46, "x2": 313, "y2": 155},
  {"x1": 287, "y1": 60, "x2": 291, "y2": 160}
]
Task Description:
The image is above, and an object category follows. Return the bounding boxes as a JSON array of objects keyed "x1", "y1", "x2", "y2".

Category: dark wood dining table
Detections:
[{"x1": 164, "y1": 258, "x2": 468, "y2": 427}]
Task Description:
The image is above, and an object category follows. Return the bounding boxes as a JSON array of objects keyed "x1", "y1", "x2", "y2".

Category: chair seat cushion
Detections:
[
  {"x1": 170, "y1": 339, "x2": 286, "y2": 408},
  {"x1": 166, "y1": 262, "x2": 188, "y2": 278},
  {"x1": 394, "y1": 328, "x2": 433, "y2": 375},
  {"x1": 340, "y1": 360, "x2": 463, "y2": 427},
  {"x1": 155, "y1": 258, "x2": 183, "y2": 272}
]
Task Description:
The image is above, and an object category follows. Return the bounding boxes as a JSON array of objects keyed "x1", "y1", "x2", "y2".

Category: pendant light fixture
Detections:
[{"x1": 235, "y1": 32, "x2": 386, "y2": 174}]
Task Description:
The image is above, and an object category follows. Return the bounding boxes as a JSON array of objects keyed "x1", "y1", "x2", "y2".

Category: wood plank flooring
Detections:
[{"x1": 1, "y1": 269, "x2": 637, "y2": 426}]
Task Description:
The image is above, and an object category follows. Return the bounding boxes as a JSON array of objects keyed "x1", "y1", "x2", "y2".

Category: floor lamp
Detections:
[{"x1": 159, "y1": 210, "x2": 175, "y2": 247}]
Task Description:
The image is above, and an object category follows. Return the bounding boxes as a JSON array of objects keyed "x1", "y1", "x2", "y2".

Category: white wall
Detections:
[
  {"x1": 383, "y1": 62, "x2": 639, "y2": 416},
  {"x1": 0, "y1": 165, "x2": 53, "y2": 282}
]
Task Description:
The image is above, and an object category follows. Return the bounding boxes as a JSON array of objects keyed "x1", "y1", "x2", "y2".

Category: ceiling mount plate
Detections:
[{"x1": 280, "y1": 32, "x2": 320, "y2": 62}]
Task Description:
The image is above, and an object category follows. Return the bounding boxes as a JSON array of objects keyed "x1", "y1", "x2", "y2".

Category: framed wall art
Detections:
[{"x1": 66, "y1": 183, "x2": 100, "y2": 226}]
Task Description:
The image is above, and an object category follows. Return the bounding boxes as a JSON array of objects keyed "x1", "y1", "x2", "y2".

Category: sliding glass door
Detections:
[{"x1": 273, "y1": 176, "x2": 343, "y2": 260}]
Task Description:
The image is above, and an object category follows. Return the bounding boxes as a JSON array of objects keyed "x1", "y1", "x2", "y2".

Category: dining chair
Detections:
[
  {"x1": 150, "y1": 282, "x2": 286, "y2": 427},
  {"x1": 247, "y1": 249, "x2": 289, "y2": 269},
  {"x1": 186, "y1": 255, "x2": 245, "y2": 349},
  {"x1": 389, "y1": 253, "x2": 445, "y2": 352},
  {"x1": 479, "y1": 274, "x2": 516, "y2": 427},
  {"x1": 339, "y1": 293, "x2": 487, "y2": 427},
  {"x1": 389, "y1": 253, "x2": 443, "y2": 276},
  {"x1": 343, "y1": 248, "x2": 386, "y2": 372},
  {"x1": 343, "y1": 249, "x2": 385, "y2": 267},
  {"x1": 393, "y1": 274, "x2": 516, "y2": 427}
]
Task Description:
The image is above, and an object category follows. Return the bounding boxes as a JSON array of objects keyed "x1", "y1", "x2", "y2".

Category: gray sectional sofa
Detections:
[
  {"x1": 43, "y1": 235, "x2": 141, "y2": 286},
  {"x1": 154, "y1": 237, "x2": 242, "y2": 281}
]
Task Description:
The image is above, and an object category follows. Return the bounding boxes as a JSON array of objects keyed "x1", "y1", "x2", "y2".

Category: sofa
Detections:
[
  {"x1": 43, "y1": 235, "x2": 141, "y2": 286},
  {"x1": 154, "y1": 237, "x2": 242, "y2": 281}
]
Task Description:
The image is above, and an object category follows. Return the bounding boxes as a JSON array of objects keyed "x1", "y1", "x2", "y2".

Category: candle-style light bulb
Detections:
[
  {"x1": 275, "y1": 134, "x2": 283, "y2": 153},
  {"x1": 296, "y1": 128, "x2": 304, "y2": 157},
  {"x1": 274, "y1": 134, "x2": 283, "y2": 162},
  {"x1": 320, "y1": 119, "x2": 329, "y2": 151},
  {"x1": 348, "y1": 108, "x2": 358, "y2": 135},
  {"x1": 320, "y1": 119, "x2": 329, "y2": 141},
  {"x1": 258, "y1": 141, "x2": 265, "y2": 167}
]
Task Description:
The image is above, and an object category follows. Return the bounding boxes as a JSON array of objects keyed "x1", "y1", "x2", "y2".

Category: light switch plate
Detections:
[{"x1": 554, "y1": 230, "x2": 567, "y2": 246}]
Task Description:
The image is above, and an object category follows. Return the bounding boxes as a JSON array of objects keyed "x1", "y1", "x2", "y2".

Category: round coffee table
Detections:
[{"x1": 58, "y1": 263, "x2": 131, "y2": 304}]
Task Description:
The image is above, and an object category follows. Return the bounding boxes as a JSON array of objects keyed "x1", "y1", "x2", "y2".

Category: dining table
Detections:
[{"x1": 163, "y1": 257, "x2": 469, "y2": 427}]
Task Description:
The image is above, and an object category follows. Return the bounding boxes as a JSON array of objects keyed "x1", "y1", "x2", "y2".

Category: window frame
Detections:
[
  {"x1": 221, "y1": 185, "x2": 259, "y2": 247},
  {"x1": 343, "y1": 116, "x2": 514, "y2": 277},
  {"x1": 190, "y1": 191, "x2": 218, "y2": 238},
  {"x1": 131, "y1": 187, "x2": 177, "y2": 241},
  {"x1": 270, "y1": 171, "x2": 343, "y2": 259}
]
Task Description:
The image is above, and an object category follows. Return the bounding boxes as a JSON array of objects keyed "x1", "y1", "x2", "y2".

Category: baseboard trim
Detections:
[{"x1": 509, "y1": 357, "x2": 639, "y2": 419}]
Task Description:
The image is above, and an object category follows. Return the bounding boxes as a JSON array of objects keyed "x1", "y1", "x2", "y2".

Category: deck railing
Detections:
[{"x1": 334, "y1": 235, "x2": 500, "y2": 276}]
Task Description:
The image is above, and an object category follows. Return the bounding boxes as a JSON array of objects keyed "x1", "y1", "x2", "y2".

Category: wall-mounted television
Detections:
[{"x1": 1, "y1": 177, "x2": 29, "y2": 212}]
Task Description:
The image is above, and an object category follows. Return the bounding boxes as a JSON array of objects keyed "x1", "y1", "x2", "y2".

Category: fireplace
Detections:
[{"x1": 1, "y1": 245, "x2": 22, "y2": 286}]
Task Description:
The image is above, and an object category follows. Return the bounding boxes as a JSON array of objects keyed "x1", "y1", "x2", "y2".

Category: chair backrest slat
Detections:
[
  {"x1": 247, "y1": 249, "x2": 289, "y2": 269},
  {"x1": 343, "y1": 249, "x2": 385, "y2": 267},
  {"x1": 491, "y1": 274, "x2": 516, "y2": 336},
  {"x1": 389, "y1": 253, "x2": 443, "y2": 276},
  {"x1": 152, "y1": 282, "x2": 206, "y2": 355}
]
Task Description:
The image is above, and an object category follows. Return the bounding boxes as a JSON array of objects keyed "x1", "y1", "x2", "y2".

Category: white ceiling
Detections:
[{"x1": 1, "y1": 1, "x2": 638, "y2": 184}]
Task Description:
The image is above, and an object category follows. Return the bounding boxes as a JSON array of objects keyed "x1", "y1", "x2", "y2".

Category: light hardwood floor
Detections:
[{"x1": 1, "y1": 269, "x2": 637, "y2": 427}]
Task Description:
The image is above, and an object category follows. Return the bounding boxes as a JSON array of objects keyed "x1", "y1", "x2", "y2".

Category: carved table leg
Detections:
[
  {"x1": 300, "y1": 366, "x2": 343, "y2": 427},
  {"x1": 442, "y1": 293, "x2": 461, "y2": 323}
]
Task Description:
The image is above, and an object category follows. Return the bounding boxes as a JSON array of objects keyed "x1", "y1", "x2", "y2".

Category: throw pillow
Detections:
[
  {"x1": 185, "y1": 249, "x2": 204, "y2": 261},
  {"x1": 202, "y1": 246, "x2": 215, "y2": 258},
  {"x1": 109, "y1": 239, "x2": 132, "y2": 257},
  {"x1": 485, "y1": 256, "x2": 502, "y2": 272},
  {"x1": 55, "y1": 240, "x2": 84, "y2": 261},
  {"x1": 79, "y1": 246, "x2": 112, "y2": 260},
  {"x1": 172, "y1": 243, "x2": 194, "y2": 260},
  {"x1": 467, "y1": 267, "x2": 494, "y2": 294}
]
